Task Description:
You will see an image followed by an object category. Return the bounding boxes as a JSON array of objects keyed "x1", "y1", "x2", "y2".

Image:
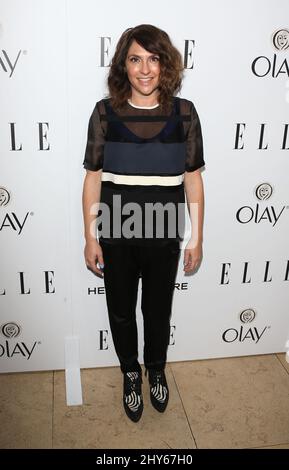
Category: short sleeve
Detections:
[
  {"x1": 185, "y1": 102, "x2": 205, "y2": 172},
  {"x1": 83, "y1": 101, "x2": 104, "y2": 171}
]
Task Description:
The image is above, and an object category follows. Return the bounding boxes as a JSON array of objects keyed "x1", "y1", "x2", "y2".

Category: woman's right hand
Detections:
[{"x1": 84, "y1": 239, "x2": 104, "y2": 277}]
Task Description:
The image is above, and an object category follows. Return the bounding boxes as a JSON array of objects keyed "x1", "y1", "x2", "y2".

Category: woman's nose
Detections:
[{"x1": 140, "y1": 59, "x2": 150, "y2": 74}]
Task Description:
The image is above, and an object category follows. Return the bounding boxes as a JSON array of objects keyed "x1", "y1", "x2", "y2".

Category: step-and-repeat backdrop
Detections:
[{"x1": 1, "y1": 0, "x2": 289, "y2": 373}]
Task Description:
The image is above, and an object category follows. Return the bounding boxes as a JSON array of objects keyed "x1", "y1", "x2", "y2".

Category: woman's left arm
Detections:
[{"x1": 183, "y1": 169, "x2": 204, "y2": 273}]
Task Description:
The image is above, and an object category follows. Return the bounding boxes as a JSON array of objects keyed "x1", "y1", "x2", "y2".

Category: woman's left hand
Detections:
[{"x1": 183, "y1": 240, "x2": 203, "y2": 273}]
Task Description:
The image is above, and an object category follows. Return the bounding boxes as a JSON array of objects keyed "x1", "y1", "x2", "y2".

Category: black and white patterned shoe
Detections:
[
  {"x1": 147, "y1": 369, "x2": 169, "y2": 413},
  {"x1": 123, "y1": 371, "x2": 143, "y2": 422}
]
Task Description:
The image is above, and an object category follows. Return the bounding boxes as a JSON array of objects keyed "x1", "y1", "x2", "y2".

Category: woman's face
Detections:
[{"x1": 125, "y1": 40, "x2": 160, "y2": 102}]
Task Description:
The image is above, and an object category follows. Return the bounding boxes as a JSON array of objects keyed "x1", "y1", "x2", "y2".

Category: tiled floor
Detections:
[{"x1": 1, "y1": 353, "x2": 289, "y2": 449}]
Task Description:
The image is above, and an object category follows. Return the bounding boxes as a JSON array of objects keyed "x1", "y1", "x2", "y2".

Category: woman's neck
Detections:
[
  {"x1": 127, "y1": 99, "x2": 159, "y2": 109},
  {"x1": 128, "y1": 92, "x2": 159, "y2": 108}
]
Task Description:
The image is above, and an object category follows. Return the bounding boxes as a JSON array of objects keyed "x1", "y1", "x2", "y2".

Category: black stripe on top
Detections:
[
  {"x1": 101, "y1": 180, "x2": 184, "y2": 192},
  {"x1": 100, "y1": 114, "x2": 191, "y2": 122},
  {"x1": 102, "y1": 170, "x2": 184, "y2": 176}
]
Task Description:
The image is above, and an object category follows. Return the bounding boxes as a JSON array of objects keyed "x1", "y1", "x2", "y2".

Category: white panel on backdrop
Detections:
[
  {"x1": 0, "y1": 0, "x2": 73, "y2": 372},
  {"x1": 68, "y1": 0, "x2": 289, "y2": 369},
  {"x1": 1, "y1": 0, "x2": 289, "y2": 375}
]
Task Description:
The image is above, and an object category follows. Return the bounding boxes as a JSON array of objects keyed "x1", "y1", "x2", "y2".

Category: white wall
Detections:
[{"x1": 1, "y1": 0, "x2": 289, "y2": 373}]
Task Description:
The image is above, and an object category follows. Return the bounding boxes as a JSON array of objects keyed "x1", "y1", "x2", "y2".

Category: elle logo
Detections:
[{"x1": 97, "y1": 37, "x2": 195, "y2": 69}]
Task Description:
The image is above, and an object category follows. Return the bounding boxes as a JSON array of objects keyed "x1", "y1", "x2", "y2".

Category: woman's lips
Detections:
[{"x1": 138, "y1": 78, "x2": 154, "y2": 85}]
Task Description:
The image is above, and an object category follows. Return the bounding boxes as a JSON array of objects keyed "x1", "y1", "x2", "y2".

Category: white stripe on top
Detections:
[{"x1": 101, "y1": 172, "x2": 184, "y2": 186}]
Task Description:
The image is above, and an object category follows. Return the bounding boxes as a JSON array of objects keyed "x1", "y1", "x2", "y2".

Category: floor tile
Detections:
[
  {"x1": 257, "y1": 443, "x2": 289, "y2": 449},
  {"x1": 0, "y1": 371, "x2": 53, "y2": 449},
  {"x1": 276, "y1": 353, "x2": 289, "y2": 374},
  {"x1": 53, "y1": 365, "x2": 195, "y2": 449},
  {"x1": 171, "y1": 355, "x2": 289, "y2": 449},
  {"x1": 3, "y1": 354, "x2": 289, "y2": 449}
]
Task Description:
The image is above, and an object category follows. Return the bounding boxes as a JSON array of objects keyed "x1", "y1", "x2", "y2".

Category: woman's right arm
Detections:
[{"x1": 82, "y1": 169, "x2": 104, "y2": 276}]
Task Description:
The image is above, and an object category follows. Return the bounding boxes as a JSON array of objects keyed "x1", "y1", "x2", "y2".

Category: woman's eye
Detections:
[{"x1": 128, "y1": 56, "x2": 159, "y2": 65}]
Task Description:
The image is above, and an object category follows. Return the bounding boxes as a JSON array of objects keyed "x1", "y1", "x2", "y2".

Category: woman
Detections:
[{"x1": 82, "y1": 24, "x2": 205, "y2": 422}]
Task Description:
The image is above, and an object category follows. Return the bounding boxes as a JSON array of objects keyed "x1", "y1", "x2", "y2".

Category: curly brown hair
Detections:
[{"x1": 107, "y1": 24, "x2": 184, "y2": 112}]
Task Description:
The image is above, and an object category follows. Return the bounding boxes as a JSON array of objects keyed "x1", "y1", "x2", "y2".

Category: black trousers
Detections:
[{"x1": 99, "y1": 240, "x2": 181, "y2": 373}]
